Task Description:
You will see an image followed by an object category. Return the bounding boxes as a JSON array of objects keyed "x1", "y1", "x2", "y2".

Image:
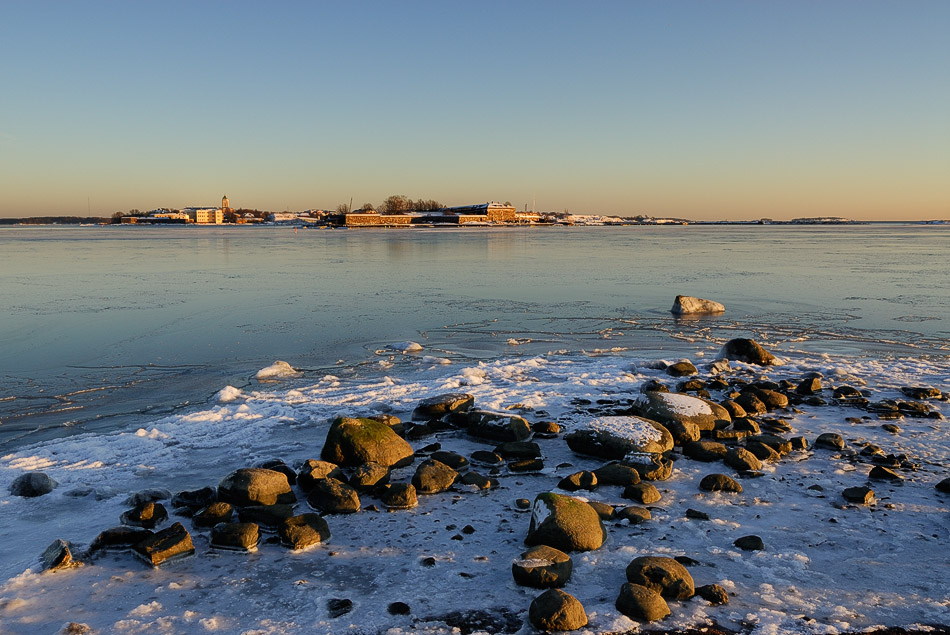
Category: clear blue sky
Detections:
[{"x1": 2, "y1": 1, "x2": 948, "y2": 219}]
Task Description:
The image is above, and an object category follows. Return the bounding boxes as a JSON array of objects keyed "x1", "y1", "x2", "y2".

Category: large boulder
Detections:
[
  {"x1": 627, "y1": 391, "x2": 731, "y2": 432},
  {"x1": 321, "y1": 417, "x2": 414, "y2": 468},
  {"x1": 625, "y1": 556, "x2": 695, "y2": 600},
  {"x1": 218, "y1": 468, "x2": 296, "y2": 507},
  {"x1": 9, "y1": 472, "x2": 58, "y2": 497},
  {"x1": 512, "y1": 544, "x2": 573, "y2": 588},
  {"x1": 525, "y1": 493, "x2": 606, "y2": 552},
  {"x1": 719, "y1": 338, "x2": 777, "y2": 366},
  {"x1": 528, "y1": 589, "x2": 588, "y2": 632},
  {"x1": 671, "y1": 295, "x2": 725, "y2": 315},
  {"x1": 565, "y1": 416, "x2": 673, "y2": 460}
]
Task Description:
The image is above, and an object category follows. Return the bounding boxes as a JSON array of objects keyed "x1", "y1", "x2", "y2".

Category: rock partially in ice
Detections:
[
  {"x1": 255, "y1": 360, "x2": 299, "y2": 380},
  {"x1": 387, "y1": 341, "x2": 423, "y2": 353},
  {"x1": 10, "y1": 472, "x2": 58, "y2": 498},
  {"x1": 671, "y1": 295, "x2": 725, "y2": 315}
]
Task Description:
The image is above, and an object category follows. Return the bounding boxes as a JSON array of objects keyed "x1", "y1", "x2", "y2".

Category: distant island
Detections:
[{"x1": 1, "y1": 194, "x2": 946, "y2": 227}]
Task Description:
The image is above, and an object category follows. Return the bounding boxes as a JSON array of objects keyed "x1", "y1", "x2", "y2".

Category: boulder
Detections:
[
  {"x1": 565, "y1": 416, "x2": 673, "y2": 459},
  {"x1": 699, "y1": 473, "x2": 743, "y2": 493},
  {"x1": 41, "y1": 539, "x2": 80, "y2": 571},
  {"x1": 218, "y1": 468, "x2": 296, "y2": 507},
  {"x1": 297, "y1": 460, "x2": 345, "y2": 491},
  {"x1": 237, "y1": 504, "x2": 295, "y2": 528},
  {"x1": 89, "y1": 526, "x2": 153, "y2": 552},
  {"x1": 493, "y1": 441, "x2": 541, "y2": 459},
  {"x1": 279, "y1": 513, "x2": 331, "y2": 549},
  {"x1": 321, "y1": 417, "x2": 414, "y2": 468},
  {"x1": 528, "y1": 589, "x2": 588, "y2": 632},
  {"x1": 593, "y1": 462, "x2": 640, "y2": 487},
  {"x1": 615, "y1": 583, "x2": 670, "y2": 622},
  {"x1": 695, "y1": 584, "x2": 730, "y2": 605},
  {"x1": 430, "y1": 451, "x2": 469, "y2": 471},
  {"x1": 665, "y1": 420, "x2": 701, "y2": 445},
  {"x1": 133, "y1": 522, "x2": 195, "y2": 566},
  {"x1": 459, "y1": 471, "x2": 498, "y2": 490},
  {"x1": 171, "y1": 486, "x2": 217, "y2": 514},
  {"x1": 721, "y1": 400, "x2": 748, "y2": 419},
  {"x1": 796, "y1": 377, "x2": 822, "y2": 395},
  {"x1": 193, "y1": 502, "x2": 234, "y2": 528},
  {"x1": 666, "y1": 361, "x2": 698, "y2": 377},
  {"x1": 377, "y1": 483, "x2": 418, "y2": 509},
  {"x1": 671, "y1": 295, "x2": 725, "y2": 315},
  {"x1": 412, "y1": 393, "x2": 475, "y2": 420},
  {"x1": 735, "y1": 392, "x2": 768, "y2": 415},
  {"x1": 525, "y1": 493, "x2": 606, "y2": 552},
  {"x1": 719, "y1": 338, "x2": 777, "y2": 365},
  {"x1": 843, "y1": 486, "x2": 874, "y2": 505},
  {"x1": 622, "y1": 482, "x2": 661, "y2": 504},
  {"x1": 936, "y1": 477, "x2": 950, "y2": 494},
  {"x1": 724, "y1": 447, "x2": 763, "y2": 472},
  {"x1": 462, "y1": 410, "x2": 532, "y2": 443},
  {"x1": 587, "y1": 501, "x2": 616, "y2": 520},
  {"x1": 628, "y1": 392, "x2": 731, "y2": 432},
  {"x1": 412, "y1": 459, "x2": 459, "y2": 494},
  {"x1": 347, "y1": 462, "x2": 390, "y2": 492},
  {"x1": 683, "y1": 440, "x2": 728, "y2": 462},
  {"x1": 623, "y1": 452, "x2": 673, "y2": 481},
  {"x1": 815, "y1": 433, "x2": 846, "y2": 451},
  {"x1": 120, "y1": 502, "x2": 168, "y2": 529},
  {"x1": 124, "y1": 488, "x2": 172, "y2": 506},
  {"x1": 9, "y1": 472, "x2": 58, "y2": 497},
  {"x1": 558, "y1": 471, "x2": 598, "y2": 492},
  {"x1": 734, "y1": 535, "x2": 764, "y2": 551},
  {"x1": 512, "y1": 544, "x2": 573, "y2": 588},
  {"x1": 306, "y1": 477, "x2": 360, "y2": 514},
  {"x1": 625, "y1": 556, "x2": 695, "y2": 599},
  {"x1": 615, "y1": 506, "x2": 652, "y2": 524},
  {"x1": 210, "y1": 522, "x2": 259, "y2": 551},
  {"x1": 256, "y1": 459, "x2": 297, "y2": 486}
]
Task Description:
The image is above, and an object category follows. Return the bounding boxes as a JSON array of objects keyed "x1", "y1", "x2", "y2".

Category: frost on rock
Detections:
[
  {"x1": 387, "y1": 341, "x2": 424, "y2": 353},
  {"x1": 650, "y1": 392, "x2": 712, "y2": 416},
  {"x1": 586, "y1": 416, "x2": 663, "y2": 445},
  {"x1": 255, "y1": 361, "x2": 299, "y2": 380}
]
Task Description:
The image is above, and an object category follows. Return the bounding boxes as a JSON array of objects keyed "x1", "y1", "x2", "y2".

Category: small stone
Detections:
[
  {"x1": 89, "y1": 526, "x2": 153, "y2": 552},
  {"x1": 815, "y1": 433, "x2": 846, "y2": 450},
  {"x1": 685, "y1": 508, "x2": 710, "y2": 520},
  {"x1": 683, "y1": 440, "x2": 728, "y2": 462},
  {"x1": 734, "y1": 535, "x2": 764, "y2": 551},
  {"x1": 587, "y1": 501, "x2": 615, "y2": 520},
  {"x1": 193, "y1": 502, "x2": 234, "y2": 528},
  {"x1": 210, "y1": 522, "x2": 260, "y2": 551},
  {"x1": 615, "y1": 506, "x2": 651, "y2": 524},
  {"x1": 936, "y1": 478, "x2": 950, "y2": 494},
  {"x1": 327, "y1": 598, "x2": 353, "y2": 618},
  {"x1": 388, "y1": 602, "x2": 411, "y2": 615},
  {"x1": 882, "y1": 423, "x2": 902, "y2": 434},
  {"x1": 558, "y1": 471, "x2": 598, "y2": 492},
  {"x1": 9, "y1": 472, "x2": 58, "y2": 497},
  {"x1": 724, "y1": 447, "x2": 762, "y2": 472},
  {"x1": 279, "y1": 513, "x2": 331, "y2": 550},
  {"x1": 509, "y1": 458, "x2": 545, "y2": 473},
  {"x1": 695, "y1": 583, "x2": 730, "y2": 605},
  {"x1": 869, "y1": 466, "x2": 903, "y2": 481},
  {"x1": 133, "y1": 522, "x2": 195, "y2": 566},
  {"x1": 533, "y1": 421, "x2": 561, "y2": 437},
  {"x1": 41, "y1": 539, "x2": 79, "y2": 571},
  {"x1": 512, "y1": 544, "x2": 573, "y2": 588},
  {"x1": 120, "y1": 502, "x2": 168, "y2": 529},
  {"x1": 666, "y1": 361, "x2": 698, "y2": 377},
  {"x1": 515, "y1": 498, "x2": 532, "y2": 510}
]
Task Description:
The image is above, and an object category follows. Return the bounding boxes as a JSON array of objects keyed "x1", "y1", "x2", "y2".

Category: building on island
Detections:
[{"x1": 183, "y1": 207, "x2": 224, "y2": 224}]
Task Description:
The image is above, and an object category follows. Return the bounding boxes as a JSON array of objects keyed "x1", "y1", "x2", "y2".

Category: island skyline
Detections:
[{"x1": 2, "y1": 2, "x2": 948, "y2": 221}]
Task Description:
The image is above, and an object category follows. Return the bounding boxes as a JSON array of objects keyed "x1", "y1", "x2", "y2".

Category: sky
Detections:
[{"x1": 1, "y1": 1, "x2": 948, "y2": 220}]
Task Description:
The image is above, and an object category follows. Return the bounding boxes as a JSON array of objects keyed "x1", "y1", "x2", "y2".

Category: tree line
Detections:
[{"x1": 335, "y1": 195, "x2": 445, "y2": 215}]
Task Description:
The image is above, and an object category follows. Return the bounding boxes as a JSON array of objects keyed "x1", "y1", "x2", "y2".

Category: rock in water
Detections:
[
  {"x1": 133, "y1": 522, "x2": 195, "y2": 566},
  {"x1": 699, "y1": 473, "x2": 743, "y2": 493},
  {"x1": 671, "y1": 295, "x2": 725, "y2": 315},
  {"x1": 525, "y1": 493, "x2": 606, "y2": 552},
  {"x1": 412, "y1": 393, "x2": 475, "y2": 420},
  {"x1": 9, "y1": 472, "x2": 58, "y2": 497},
  {"x1": 218, "y1": 468, "x2": 296, "y2": 507},
  {"x1": 279, "y1": 513, "x2": 331, "y2": 549},
  {"x1": 625, "y1": 556, "x2": 695, "y2": 600},
  {"x1": 41, "y1": 539, "x2": 80, "y2": 571},
  {"x1": 529, "y1": 589, "x2": 588, "y2": 631},
  {"x1": 306, "y1": 478, "x2": 361, "y2": 514},
  {"x1": 719, "y1": 338, "x2": 777, "y2": 365},
  {"x1": 321, "y1": 417, "x2": 414, "y2": 468}
]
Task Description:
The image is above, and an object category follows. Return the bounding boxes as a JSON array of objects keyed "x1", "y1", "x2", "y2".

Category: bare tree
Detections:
[
  {"x1": 360, "y1": 203, "x2": 374, "y2": 211},
  {"x1": 380, "y1": 194, "x2": 412, "y2": 215},
  {"x1": 336, "y1": 202, "x2": 351, "y2": 214}
]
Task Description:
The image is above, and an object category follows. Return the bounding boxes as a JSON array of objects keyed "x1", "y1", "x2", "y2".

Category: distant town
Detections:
[{"x1": 1, "y1": 194, "x2": 947, "y2": 227}]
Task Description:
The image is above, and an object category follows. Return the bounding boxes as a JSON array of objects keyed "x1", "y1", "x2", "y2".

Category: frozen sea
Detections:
[{"x1": 1, "y1": 223, "x2": 949, "y2": 634}]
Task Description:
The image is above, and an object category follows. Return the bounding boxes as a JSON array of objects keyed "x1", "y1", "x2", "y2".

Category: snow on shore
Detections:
[{"x1": 1, "y1": 347, "x2": 948, "y2": 634}]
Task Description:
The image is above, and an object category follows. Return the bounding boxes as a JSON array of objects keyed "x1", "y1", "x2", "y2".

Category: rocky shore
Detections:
[{"x1": 5, "y1": 337, "x2": 950, "y2": 634}]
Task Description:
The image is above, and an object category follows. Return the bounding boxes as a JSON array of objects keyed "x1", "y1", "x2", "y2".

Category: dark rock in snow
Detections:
[
  {"x1": 171, "y1": 487, "x2": 217, "y2": 514},
  {"x1": 735, "y1": 392, "x2": 768, "y2": 415},
  {"x1": 627, "y1": 391, "x2": 731, "y2": 432},
  {"x1": 388, "y1": 602, "x2": 411, "y2": 616},
  {"x1": 211, "y1": 522, "x2": 259, "y2": 551},
  {"x1": 665, "y1": 420, "x2": 701, "y2": 445},
  {"x1": 640, "y1": 379, "x2": 670, "y2": 393},
  {"x1": 721, "y1": 400, "x2": 748, "y2": 419},
  {"x1": 193, "y1": 502, "x2": 234, "y2": 528},
  {"x1": 121, "y1": 502, "x2": 168, "y2": 529},
  {"x1": 696, "y1": 584, "x2": 730, "y2": 605},
  {"x1": 529, "y1": 588, "x2": 588, "y2": 631},
  {"x1": 843, "y1": 486, "x2": 875, "y2": 505},
  {"x1": 41, "y1": 539, "x2": 80, "y2": 571},
  {"x1": 699, "y1": 474, "x2": 743, "y2": 493},
  {"x1": 218, "y1": 468, "x2": 296, "y2": 507},
  {"x1": 686, "y1": 508, "x2": 710, "y2": 520},
  {"x1": 237, "y1": 504, "x2": 295, "y2": 528},
  {"x1": 936, "y1": 478, "x2": 950, "y2": 494},
  {"x1": 279, "y1": 513, "x2": 330, "y2": 549},
  {"x1": 470, "y1": 450, "x2": 504, "y2": 467},
  {"x1": 724, "y1": 447, "x2": 763, "y2": 472},
  {"x1": 593, "y1": 462, "x2": 641, "y2": 487},
  {"x1": 734, "y1": 535, "x2": 764, "y2": 551},
  {"x1": 622, "y1": 482, "x2": 661, "y2": 504},
  {"x1": 745, "y1": 440, "x2": 782, "y2": 462},
  {"x1": 558, "y1": 471, "x2": 598, "y2": 492},
  {"x1": 626, "y1": 555, "x2": 695, "y2": 599},
  {"x1": 133, "y1": 522, "x2": 195, "y2": 566},
  {"x1": 683, "y1": 440, "x2": 728, "y2": 462},
  {"x1": 347, "y1": 462, "x2": 390, "y2": 492},
  {"x1": 796, "y1": 377, "x2": 822, "y2": 395},
  {"x1": 587, "y1": 501, "x2": 616, "y2": 520},
  {"x1": 623, "y1": 452, "x2": 674, "y2": 481},
  {"x1": 615, "y1": 583, "x2": 671, "y2": 622},
  {"x1": 532, "y1": 421, "x2": 561, "y2": 437},
  {"x1": 525, "y1": 492, "x2": 606, "y2": 552},
  {"x1": 459, "y1": 471, "x2": 498, "y2": 490},
  {"x1": 815, "y1": 432, "x2": 846, "y2": 450},
  {"x1": 461, "y1": 410, "x2": 532, "y2": 443},
  {"x1": 615, "y1": 506, "x2": 652, "y2": 524},
  {"x1": 431, "y1": 451, "x2": 469, "y2": 471},
  {"x1": 377, "y1": 483, "x2": 418, "y2": 509},
  {"x1": 124, "y1": 488, "x2": 172, "y2": 506},
  {"x1": 327, "y1": 598, "x2": 354, "y2": 618},
  {"x1": 9, "y1": 472, "x2": 58, "y2": 497},
  {"x1": 89, "y1": 526, "x2": 154, "y2": 552},
  {"x1": 565, "y1": 416, "x2": 673, "y2": 460},
  {"x1": 493, "y1": 441, "x2": 542, "y2": 459},
  {"x1": 900, "y1": 386, "x2": 941, "y2": 400},
  {"x1": 256, "y1": 459, "x2": 297, "y2": 486},
  {"x1": 666, "y1": 361, "x2": 698, "y2": 377},
  {"x1": 509, "y1": 458, "x2": 545, "y2": 473},
  {"x1": 512, "y1": 544, "x2": 573, "y2": 588},
  {"x1": 869, "y1": 466, "x2": 903, "y2": 481}
]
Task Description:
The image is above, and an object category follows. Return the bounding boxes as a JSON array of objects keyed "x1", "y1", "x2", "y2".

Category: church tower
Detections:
[{"x1": 221, "y1": 194, "x2": 231, "y2": 213}]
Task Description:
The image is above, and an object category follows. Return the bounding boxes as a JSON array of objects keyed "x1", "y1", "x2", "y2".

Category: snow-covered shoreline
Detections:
[{"x1": 2, "y1": 337, "x2": 949, "y2": 634}]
